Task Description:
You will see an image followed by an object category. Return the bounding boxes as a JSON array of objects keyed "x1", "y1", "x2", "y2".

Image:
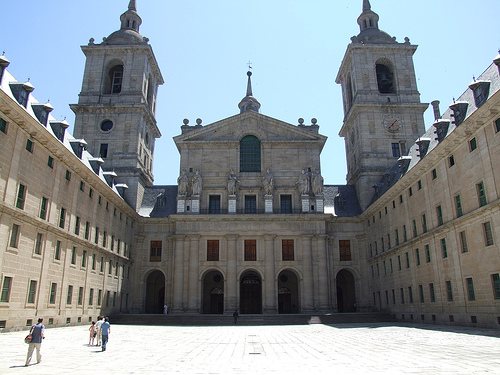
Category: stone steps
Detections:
[{"x1": 110, "y1": 312, "x2": 396, "y2": 326}]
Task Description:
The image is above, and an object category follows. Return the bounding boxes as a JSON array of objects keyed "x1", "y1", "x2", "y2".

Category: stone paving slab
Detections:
[{"x1": 1, "y1": 323, "x2": 499, "y2": 374}]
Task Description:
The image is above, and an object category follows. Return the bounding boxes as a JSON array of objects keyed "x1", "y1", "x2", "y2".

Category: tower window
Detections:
[
  {"x1": 240, "y1": 135, "x2": 261, "y2": 172},
  {"x1": 100, "y1": 120, "x2": 113, "y2": 132},
  {"x1": 376, "y1": 64, "x2": 394, "y2": 94},
  {"x1": 107, "y1": 65, "x2": 124, "y2": 94},
  {"x1": 100, "y1": 144, "x2": 108, "y2": 159},
  {"x1": 391, "y1": 143, "x2": 401, "y2": 158}
]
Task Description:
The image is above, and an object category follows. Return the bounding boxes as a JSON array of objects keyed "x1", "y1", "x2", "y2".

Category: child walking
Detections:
[{"x1": 89, "y1": 321, "x2": 97, "y2": 346}]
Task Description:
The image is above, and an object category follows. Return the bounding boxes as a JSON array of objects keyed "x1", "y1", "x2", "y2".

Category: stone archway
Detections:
[
  {"x1": 145, "y1": 270, "x2": 165, "y2": 314},
  {"x1": 202, "y1": 270, "x2": 224, "y2": 314},
  {"x1": 336, "y1": 269, "x2": 356, "y2": 313},
  {"x1": 278, "y1": 269, "x2": 299, "y2": 314},
  {"x1": 240, "y1": 271, "x2": 262, "y2": 314}
]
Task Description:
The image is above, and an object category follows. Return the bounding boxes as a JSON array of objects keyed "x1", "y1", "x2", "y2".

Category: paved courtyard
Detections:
[{"x1": 1, "y1": 322, "x2": 499, "y2": 374}]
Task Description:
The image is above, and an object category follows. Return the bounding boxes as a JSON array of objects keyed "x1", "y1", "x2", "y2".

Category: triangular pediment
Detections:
[{"x1": 174, "y1": 111, "x2": 327, "y2": 148}]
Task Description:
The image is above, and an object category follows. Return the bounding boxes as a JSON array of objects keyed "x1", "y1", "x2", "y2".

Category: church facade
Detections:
[{"x1": 1, "y1": 0, "x2": 499, "y2": 331}]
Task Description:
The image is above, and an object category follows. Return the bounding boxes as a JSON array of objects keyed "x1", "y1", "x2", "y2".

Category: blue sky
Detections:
[{"x1": 2, "y1": 0, "x2": 499, "y2": 185}]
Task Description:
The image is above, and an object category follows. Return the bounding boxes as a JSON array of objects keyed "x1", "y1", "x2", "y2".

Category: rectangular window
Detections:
[
  {"x1": 71, "y1": 246, "x2": 76, "y2": 265},
  {"x1": 441, "y1": 238, "x2": 448, "y2": 258},
  {"x1": 469, "y1": 137, "x2": 477, "y2": 151},
  {"x1": 74, "y1": 216, "x2": 80, "y2": 236},
  {"x1": 392, "y1": 143, "x2": 401, "y2": 158},
  {"x1": 398, "y1": 255, "x2": 402, "y2": 271},
  {"x1": 111, "y1": 236, "x2": 115, "y2": 252},
  {"x1": 483, "y1": 221, "x2": 494, "y2": 246},
  {"x1": 419, "y1": 284, "x2": 424, "y2": 303},
  {"x1": 400, "y1": 288, "x2": 405, "y2": 304},
  {"x1": 395, "y1": 229, "x2": 399, "y2": 246},
  {"x1": 392, "y1": 289, "x2": 396, "y2": 304},
  {"x1": 432, "y1": 169, "x2": 437, "y2": 179},
  {"x1": 208, "y1": 195, "x2": 221, "y2": 214},
  {"x1": 26, "y1": 139, "x2": 33, "y2": 153},
  {"x1": 406, "y1": 252, "x2": 410, "y2": 269},
  {"x1": 412, "y1": 220, "x2": 417, "y2": 238},
  {"x1": 0, "y1": 276, "x2": 13, "y2": 302},
  {"x1": 98, "y1": 289, "x2": 102, "y2": 306},
  {"x1": 9, "y1": 224, "x2": 20, "y2": 248},
  {"x1": 429, "y1": 283, "x2": 436, "y2": 302},
  {"x1": 106, "y1": 291, "x2": 110, "y2": 307},
  {"x1": 78, "y1": 287, "x2": 83, "y2": 305},
  {"x1": 495, "y1": 118, "x2": 500, "y2": 133},
  {"x1": 459, "y1": 231, "x2": 468, "y2": 253},
  {"x1": 282, "y1": 239, "x2": 294, "y2": 261},
  {"x1": 102, "y1": 231, "x2": 107, "y2": 248},
  {"x1": 47, "y1": 156, "x2": 54, "y2": 169},
  {"x1": 85, "y1": 222, "x2": 90, "y2": 240},
  {"x1": 422, "y1": 214, "x2": 427, "y2": 233},
  {"x1": 49, "y1": 283, "x2": 57, "y2": 305},
  {"x1": 16, "y1": 184, "x2": 26, "y2": 209},
  {"x1": 415, "y1": 248, "x2": 420, "y2": 266},
  {"x1": 54, "y1": 240, "x2": 61, "y2": 261},
  {"x1": 0, "y1": 117, "x2": 6, "y2": 133},
  {"x1": 67, "y1": 285, "x2": 73, "y2": 305},
  {"x1": 108, "y1": 261, "x2": 112, "y2": 275},
  {"x1": 339, "y1": 240, "x2": 352, "y2": 261},
  {"x1": 436, "y1": 205, "x2": 443, "y2": 226},
  {"x1": 150, "y1": 241, "x2": 162, "y2": 262},
  {"x1": 82, "y1": 250, "x2": 87, "y2": 268},
  {"x1": 403, "y1": 225, "x2": 407, "y2": 242},
  {"x1": 34, "y1": 233, "x2": 43, "y2": 255},
  {"x1": 99, "y1": 144, "x2": 108, "y2": 159},
  {"x1": 477, "y1": 182, "x2": 487, "y2": 207},
  {"x1": 89, "y1": 188, "x2": 93, "y2": 199},
  {"x1": 40, "y1": 197, "x2": 48, "y2": 220},
  {"x1": 100, "y1": 257, "x2": 104, "y2": 273},
  {"x1": 409, "y1": 187, "x2": 413, "y2": 197},
  {"x1": 27, "y1": 280, "x2": 37, "y2": 304},
  {"x1": 89, "y1": 288, "x2": 94, "y2": 306},
  {"x1": 455, "y1": 195, "x2": 463, "y2": 217},
  {"x1": 59, "y1": 208, "x2": 66, "y2": 229},
  {"x1": 92, "y1": 254, "x2": 96, "y2": 270},
  {"x1": 425, "y1": 244, "x2": 431, "y2": 263},
  {"x1": 466, "y1": 278, "x2": 475, "y2": 301},
  {"x1": 446, "y1": 281, "x2": 453, "y2": 301},
  {"x1": 418, "y1": 180, "x2": 422, "y2": 190},
  {"x1": 65, "y1": 170, "x2": 71, "y2": 181},
  {"x1": 492, "y1": 274, "x2": 500, "y2": 300},
  {"x1": 113, "y1": 292, "x2": 117, "y2": 307},
  {"x1": 280, "y1": 195, "x2": 292, "y2": 214},
  {"x1": 80, "y1": 181, "x2": 85, "y2": 192},
  {"x1": 207, "y1": 240, "x2": 219, "y2": 261},
  {"x1": 94, "y1": 227, "x2": 99, "y2": 245},
  {"x1": 448, "y1": 155, "x2": 455, "y2": 167},
  {"x1": 245, "y1": 195, "x2": 257, "y2": 214},
  {"x1": 245, "y1": 239, "x2": 257, "y2": 261},
  {"x1": 390, "y1": 258, "x2": 393, "y2": 273}
]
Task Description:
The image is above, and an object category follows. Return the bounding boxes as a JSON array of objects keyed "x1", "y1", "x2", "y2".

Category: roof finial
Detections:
[
  {"x1": 128, "y1": 0, "x2": 137, "y2": 11},
  {"x1": 363, "y1": 0, "x2": 371, "y2": 12},
  {"x1": 238, "y1": 68, "x2": 261, "y2": 114}
]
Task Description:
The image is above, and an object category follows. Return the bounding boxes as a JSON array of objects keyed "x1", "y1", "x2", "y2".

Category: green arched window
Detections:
[{"x1": 240, "y1": 135, "x2": 261, "y2": 172}]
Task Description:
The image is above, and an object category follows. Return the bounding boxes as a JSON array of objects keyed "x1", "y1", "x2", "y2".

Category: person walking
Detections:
[
  {"x1": 95, "y1": 316, "x2": 103, "y2": 346},
  {"x1": 25, "y1": 318, "x2": 45, "y2": 366},
  {"x1": 89, "y1": 321, "x2": 97, "y2": 346},
  {"x1": 100, "y1": 317, "x2": 111, "y2": 352},
  {"x1": 233, "y1": 309, "x2": 239, "y2": 324}
]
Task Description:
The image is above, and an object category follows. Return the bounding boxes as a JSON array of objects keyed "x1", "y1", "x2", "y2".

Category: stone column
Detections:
[
  {"x1": 188, "y1": 235, "x2": 200, "y2": 312},
  {"x1": 165, "y1": 236, "x2": 175, "y2": 309},
  {"x1": 316, "y1": 235, "x2": 329, "y2": 311},
  {"x1": 263, "y1": 235, "x2": 277, "y2": 313},
  {"x1": 326, "y1": 236, "x2": 336, "y2": 312},
  {"x1": 182, "y1": 237, "x2": 191, "y2": 311},
  {"x1": 225, "y1": 234, "x2": 239, "y2": 311},
  {"x1": 172, "y1": 235, "x2": 185, "y2": 312},
  {"x1": 301, "y1": 235, "x2": 315, "y2": 311}
]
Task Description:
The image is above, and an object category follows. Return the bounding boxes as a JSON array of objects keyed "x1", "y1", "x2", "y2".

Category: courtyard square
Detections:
[{"x1": 1, "y1": 323, "x2": 499, "y2": 374}]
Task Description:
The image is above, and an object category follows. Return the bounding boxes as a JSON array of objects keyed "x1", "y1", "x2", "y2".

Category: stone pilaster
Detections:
[
  {"x1": 301, "y1": 235, "x2": 314, "y2": 311},
  {"x1": 225, "y1": 234, "x2": 239, "y2": 311},
  {"x1": 172, "y1": 235, "x2": 185, "y2": 312},
  {"x1": 187, "y1": 235, "x2": 200, "y2": 312},
  {"x1": 263, "y1": 234, "x2": 277, "y2": 313}
]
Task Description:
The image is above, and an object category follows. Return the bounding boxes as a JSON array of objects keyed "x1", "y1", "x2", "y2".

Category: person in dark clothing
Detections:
[
  {"x1": 233, "y1": 310, "x2": 239, "y2": 324},
  {"x1": 25, "y1": 318, "x2": 45, "y2": 366}
]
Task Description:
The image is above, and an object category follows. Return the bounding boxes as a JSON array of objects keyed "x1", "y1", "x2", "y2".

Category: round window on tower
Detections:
[{"x1": 100, "y1": 120, "x2": 114, "y2": 132}]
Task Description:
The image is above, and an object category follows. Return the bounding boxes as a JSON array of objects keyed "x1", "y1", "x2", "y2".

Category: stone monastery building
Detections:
[{"x1": 1, "y1": 0, "x2": 499, "y2": 331}]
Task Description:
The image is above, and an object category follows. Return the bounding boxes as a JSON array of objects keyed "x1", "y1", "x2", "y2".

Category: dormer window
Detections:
[
  {"x1": 376, "y1": 63, "x2": 394, "y2": 94},
  {"x1": 49, "y1": 120, "x2": 69, "y2": 142},
  {"x1": 10, "y1": 82, "x2": 34, "y2": 108},
  {"x1": 70, "y1": 140, "x2": 87, "y2": 159},
  {"x1": 469, "y1": 80, "x2": 490, "y2": 108},
  {"x1": 449, "y1": 102, "x2": 468, "y2": 126},
  {"x1": 32, "y1": 103, "x2": 54, "y2": 126}
]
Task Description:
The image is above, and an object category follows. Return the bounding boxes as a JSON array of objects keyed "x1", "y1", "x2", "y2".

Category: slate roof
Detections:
[{"x1": 370, "y1": 60, "x2": 500, "y2": 204}]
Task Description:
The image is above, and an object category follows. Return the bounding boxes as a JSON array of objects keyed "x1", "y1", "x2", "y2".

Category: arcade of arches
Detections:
[{"x1": 145, "y1": 268, "x2": 357, "y2": 314}]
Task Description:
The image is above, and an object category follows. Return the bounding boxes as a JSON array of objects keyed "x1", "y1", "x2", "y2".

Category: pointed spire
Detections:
[
  {"x1": 128, "y1": 0, "x2": 137, "y2": 11},
  {"x1": 363, "y1": 0, "x2": 371, "y2": 12},
  {"x1": 354, "y1": 0, "x2": 395, "y2": 44},
  {"x1": 104, "y1": 0, "x2": 144, "y2": 44},
  {"x1": 238, "y1": 71, "x2": 261, "y2": 114}
]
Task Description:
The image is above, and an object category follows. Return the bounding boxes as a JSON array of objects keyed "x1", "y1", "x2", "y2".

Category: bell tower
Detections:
[
  {"x1": 71, "y1": 0, "x2": 164, "y2": 210},
  {"x1": 336, "y1": 0, "x2": 427, "y2": 210}
]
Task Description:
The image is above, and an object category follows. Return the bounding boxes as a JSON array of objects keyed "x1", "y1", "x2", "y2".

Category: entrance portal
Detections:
[
  {"x1": 278, "y1": 270, "x2": 299, "y2": 313},
  {"x1": 202, "y1": 271, "x2": 224, "y2": 314},
  {"x1": 336, "y1": 269, "x2": 356, "y2": 312},
  {"x1": 240, "y1": 272, "x2": 262, "y2": 314},
  {"x1": 145, "y1": 270, "x2": 165, "y2": 314}
]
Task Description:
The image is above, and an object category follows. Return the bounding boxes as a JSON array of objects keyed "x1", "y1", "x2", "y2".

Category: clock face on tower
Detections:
[{"x1": 384, "y1": 117, "x2": 401, "y2": 132}]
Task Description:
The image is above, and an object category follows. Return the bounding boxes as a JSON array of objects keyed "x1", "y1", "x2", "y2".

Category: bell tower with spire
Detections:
[
  {"x1": 336, "y1": 0, "x2": 427, "y2": 210},
  {"x1": 71, "y1": 0, "x2": 164, "y2": 210}
]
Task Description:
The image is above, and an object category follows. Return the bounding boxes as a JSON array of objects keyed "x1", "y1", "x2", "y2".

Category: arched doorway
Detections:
[
  {"x1": 145, "y1": 270, "x2": 165, "y2": 314},
  {"x1": 240, "y1": 272, "x2": 262, "y2": 314},
  {"x1": 202, "y1": 270, "x2": 224, "y2": 314},
  {"x1": 336, "y1": 269, "x2": 356, "y2": 313},
  {"x1": 278, "y1": 270, "x2": 299, "y2": 314}
]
